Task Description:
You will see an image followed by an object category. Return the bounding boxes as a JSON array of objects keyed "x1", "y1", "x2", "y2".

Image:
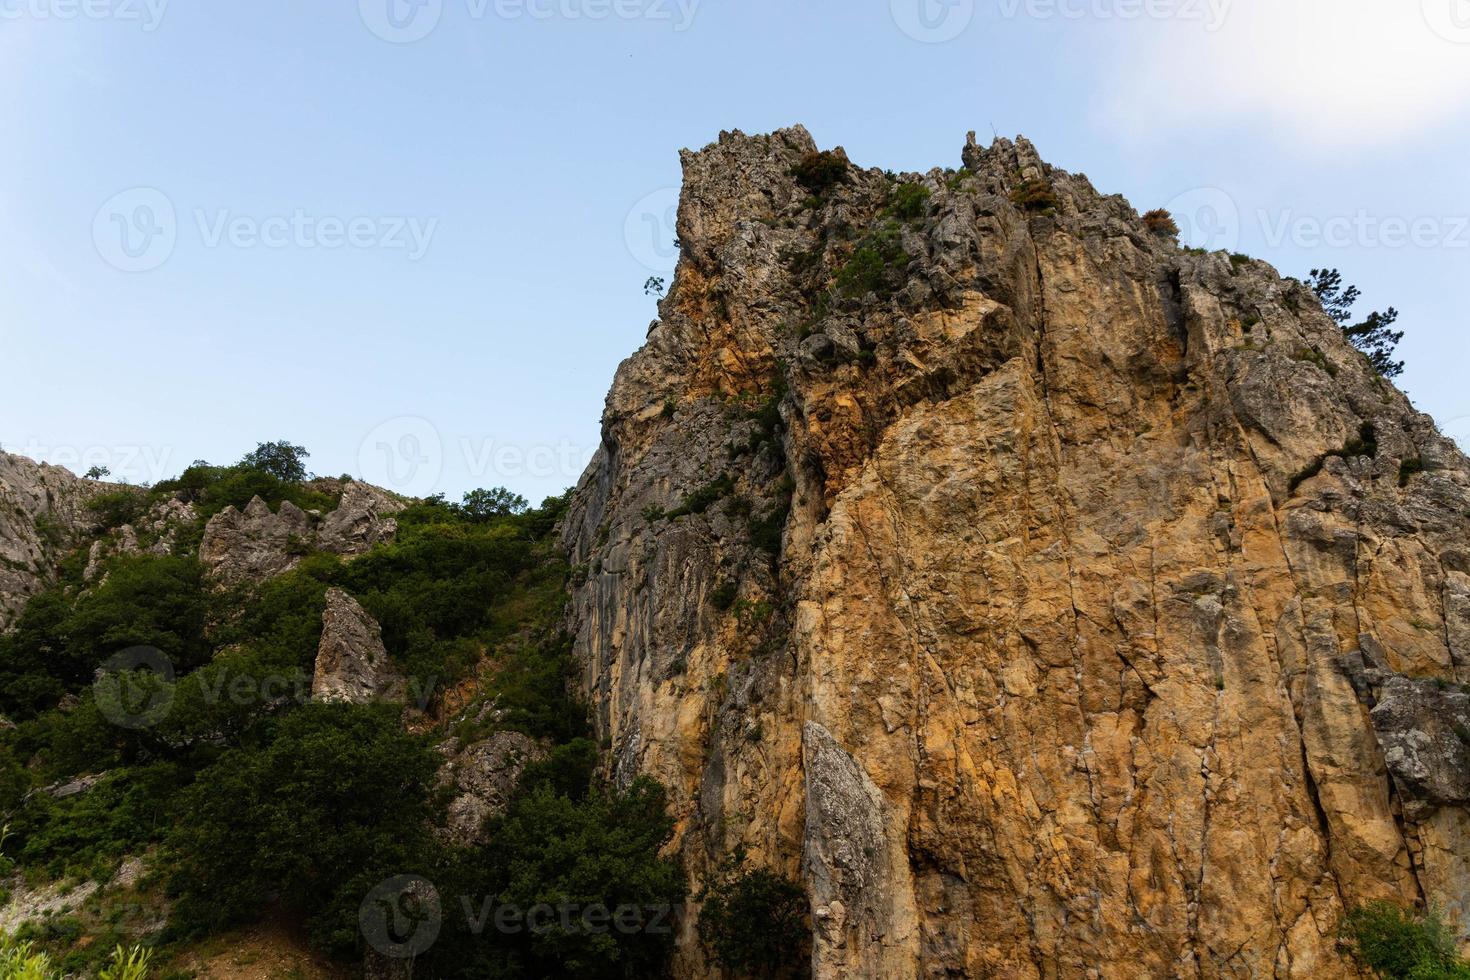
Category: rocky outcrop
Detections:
[
  {"x1": 562, "y1": 126, "x2": 1470, "y2": 977},
  {"x1": 312, "y1": 588, "x2": 402, "y2": 704},
  {"x1": 84, "y1": 496, "x2": 197, "y2": 581},
  {"x1": 0, "y1": 451, "x2": 118, "y2": 628},
  {"x1": 436, "y1": 731, "x2": 545, "y2": 846},
  {"x1": 200, "y1": 481, "x2": 404, "y2": 587}
]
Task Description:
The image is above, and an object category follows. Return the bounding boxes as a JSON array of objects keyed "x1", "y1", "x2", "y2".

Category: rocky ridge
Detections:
[{"x1": 561, "y1": 126, "x2": 1470, "y2": 978}]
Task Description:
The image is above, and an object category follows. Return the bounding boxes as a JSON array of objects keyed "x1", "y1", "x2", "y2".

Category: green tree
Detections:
[
  {"x1": 698, "y1": 851, "x2": 809, "y2": 978},
  {"x1": 239, "y1": 441, "x2": 311, "y2": 482},
  {"x1": 165, "y1": 702, "x2": 438, "y2": 948},
  {"x1": 1308, "y1": 268, "x2": 1405, "y2": 379},
  {"x1": 461, "y1": 487, "x2": 529, "y2": 522}
]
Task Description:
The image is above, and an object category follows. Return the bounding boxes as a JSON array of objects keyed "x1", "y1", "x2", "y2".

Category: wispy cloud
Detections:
[{"x1": 1094, "y1": 0, "x2": 1470, "y2": 150}]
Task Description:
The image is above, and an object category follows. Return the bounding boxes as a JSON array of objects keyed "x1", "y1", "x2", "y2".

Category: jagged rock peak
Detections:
[{"x1": 563, "y1": 127, "x2": 1470, "y2": 977}]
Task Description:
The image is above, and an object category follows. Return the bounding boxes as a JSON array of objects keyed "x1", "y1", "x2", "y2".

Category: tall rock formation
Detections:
[
  {"x1": 0, "y1": 451, "x2": 119, "y2": 629},
  {"x1": 561, "y1": 127, "x2": 1470, "y2": 977}
]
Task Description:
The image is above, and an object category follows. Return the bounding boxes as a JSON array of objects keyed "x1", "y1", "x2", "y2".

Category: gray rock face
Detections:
[
  {"x1": 1371, "y1": 675, "x2": 1470, "y2": 816},
  {"x1": 199, "y1": 481, "x2": 404, "y2": 587},
  {"x1": 0, "y1": 451, "x2": 120, "y2": 629},
  {"x1": 312, "y1": 588, "x2": 401, "y2": 704},
  {"x1": 436, "y1": 731, "x2": 545, "y2": 846},
  {"x1": 83, "y1": 496, "x2": 197, "y2": 582},
  {"x1": 200, "y1": 496, "x2": 314, "y2": 586}
]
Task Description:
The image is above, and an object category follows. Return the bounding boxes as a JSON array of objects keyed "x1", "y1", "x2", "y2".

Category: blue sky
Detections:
[{"x1": 3, "y1": 0, "x2": 1468, "y2": 502}]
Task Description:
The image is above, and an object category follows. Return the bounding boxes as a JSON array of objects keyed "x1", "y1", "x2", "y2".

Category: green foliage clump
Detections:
[
  {"x1": 1341, "y1": 901, "x2": 1470, "y2": 979},
  {"x1": 835, "y1": 222, "x2": 910, "y2": 299},
  {"x1": 710, "y1": 580, "x2": 739, "y2": 612},
  {"x1": 165, "y1": 702, "x2": 438, "y2": 948},
  {"x1": 888, "y1": 183, "x2": 931, "y2": 222},
  {"x1": 0, "y1": 555, "x2": 210, "y2": 719},
  {"x1": 698, "y1": 853, "x2": 809, "y2": 979},
  {"x1": 667, "y1": 475, "x2": 735, "y2": 520},
  {"x1": 791, "y1": 151, "x2": 848, "y2": 194},
  {"x1": 1009, "y1": 178, "x2": 1059, "y2": 213},
  {"x1": 85, "y1": 491, "x2": 147, "y2": 532},
  {"x1": 1399, "y1": 457, "x2": 1426, "y2": 488}
]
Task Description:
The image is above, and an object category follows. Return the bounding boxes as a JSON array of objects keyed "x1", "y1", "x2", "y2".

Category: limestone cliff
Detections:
[
  {"x1": 0, "y1": 451, "x2": 118, "y2": 629},
  {"x1": 561, "y1": 127, "x2": 1470, "y2": 978}
]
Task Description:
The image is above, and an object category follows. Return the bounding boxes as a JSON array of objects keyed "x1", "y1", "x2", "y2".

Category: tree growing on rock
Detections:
[{"x1": 1308, "y1": 268, "x2": 1405, "y2": 379}]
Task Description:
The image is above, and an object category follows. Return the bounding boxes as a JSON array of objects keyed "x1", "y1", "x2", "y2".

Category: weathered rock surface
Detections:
[
  {"x1": 0, "y1": 451, "x2": 119, "y2": 628},
  {"x1": 436, "y1": 730, "x2": 545, "y2": 846},
  {"x1": 200, "y1": 481, "x2": 404, "y2": 586},
  {"x1": 312, "y1": 588, "x2": 402, "y2": 704},
  {"x1": 84, "y1": 496, "x2": 197, "y2": 581},
  {"x1": 562, "y1": 127, "x2": 1470, "y2": 977}
]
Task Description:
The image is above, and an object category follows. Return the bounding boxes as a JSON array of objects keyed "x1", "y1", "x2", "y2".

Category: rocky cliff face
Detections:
[
  {"x1": 0, "y1": 451, "x2": 116, "y2": 629},
  {"x1": 561, "y1": 127, "x2": 1470, "y2": 978}
]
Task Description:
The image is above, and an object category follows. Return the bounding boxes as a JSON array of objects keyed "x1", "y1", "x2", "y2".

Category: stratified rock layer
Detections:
[{"x1": 562, "y1": 127, "x2": 1470, "y2": 978}]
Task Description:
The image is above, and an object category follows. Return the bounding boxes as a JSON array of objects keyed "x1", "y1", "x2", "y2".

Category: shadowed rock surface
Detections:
[{"x1": 561, "y1": 126, "x2": 1470, "y2": 977}]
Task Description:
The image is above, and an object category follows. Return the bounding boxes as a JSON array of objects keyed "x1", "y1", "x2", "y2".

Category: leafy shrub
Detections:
[
  {"x1": 86, "y1": 491, "x2": 147, "y2": 532},
  {"x1": 165, "y1": 702, "x2": 438, "y2": 947},
  {"x1": 835, "y1": 223, "x2": 910, "y2": 299},
  {"x1": 1341, "y1": 901, "x2": 1470, "y2": 979},
  {"x1": 1142, "y1": 209, "x2": 1180, "y2": 236},
  {"x1": 698, "y1": 855, "x2": 809, "y2": 978},
  {"x1": 667, "y1": 475, "x2": 735, "y2": 519},
  {"x1": 889, "y1": 183, "x2": 931, "y2": 222},
  {"x1": 486, "y1": 777, "x2": 686, "y2": 979},
  {"x1": 1399, "y1": 457, "x2": 1426, "y2": 488},
  {"x1": 0, "y1": 555, "x2": 211, "y2": 718},
  {"x1": 710, "y1": 580, "x2": 739, "y2": 612},
  {"x1": 1010, "y1": 178, "x2": 1059, "y2": 213},
  {"x1": 791, "y1": 151, "x2": 848, "y2": 194}
]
